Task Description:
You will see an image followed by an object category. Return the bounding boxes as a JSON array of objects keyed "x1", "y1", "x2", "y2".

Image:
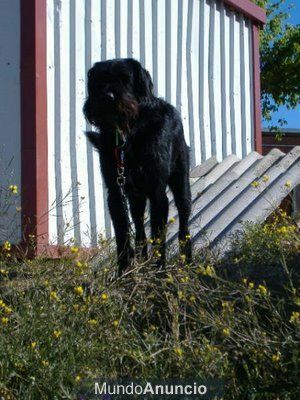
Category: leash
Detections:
[{"x1": 114, "y1": 128, "x2": 133, "y2": 234}]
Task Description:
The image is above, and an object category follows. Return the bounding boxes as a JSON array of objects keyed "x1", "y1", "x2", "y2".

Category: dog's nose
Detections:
[{"x1": 105, "y1": 92, "x2": 115, "y2": 101}]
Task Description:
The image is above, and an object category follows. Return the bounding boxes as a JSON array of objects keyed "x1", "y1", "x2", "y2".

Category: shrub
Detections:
[{"x1": 0, "y1": 214, "x2": 299, "y2": 399}]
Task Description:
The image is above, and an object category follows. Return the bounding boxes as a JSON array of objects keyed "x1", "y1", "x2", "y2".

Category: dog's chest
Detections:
[{"x1": 123, "y1": 139, "x2": 152, "y2": 193}]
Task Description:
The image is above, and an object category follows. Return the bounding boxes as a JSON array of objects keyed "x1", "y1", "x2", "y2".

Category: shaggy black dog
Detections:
[{"x1": 83, "y1": 58, "x2": 192, "y2": 275}]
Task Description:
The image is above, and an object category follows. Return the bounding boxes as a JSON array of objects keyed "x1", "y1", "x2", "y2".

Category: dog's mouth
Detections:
[
  {"x1": 84, "y1": 93, "x2": 139, "y2": 132},
  {"x1": 117, "y1": 96, "x2": 139, "y2": 120}
]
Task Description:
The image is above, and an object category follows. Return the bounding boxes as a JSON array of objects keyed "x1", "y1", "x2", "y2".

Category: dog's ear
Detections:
[
  {"x1": 126, "y1": 59, "x2": 154, "y2": 100},
  {"x1": 85, "y1": 131, "x2": 101, "y2": 149}
]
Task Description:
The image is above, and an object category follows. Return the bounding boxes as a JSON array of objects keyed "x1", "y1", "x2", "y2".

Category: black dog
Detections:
[{"x1": 83, "y1": 58, "x2": 192, "y2": 275}]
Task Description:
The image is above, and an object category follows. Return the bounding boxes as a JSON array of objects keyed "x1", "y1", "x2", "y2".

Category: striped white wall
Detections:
[{"x1": 47, "y1": 0, "x2": 255, "y2": 245}]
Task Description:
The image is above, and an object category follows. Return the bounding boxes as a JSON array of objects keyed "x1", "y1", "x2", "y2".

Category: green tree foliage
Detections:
[{"x1": 253, "y1": 1, "x2": 300, "y2": 127}]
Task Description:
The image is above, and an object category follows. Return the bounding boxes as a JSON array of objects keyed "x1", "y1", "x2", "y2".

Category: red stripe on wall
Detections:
[
  {"x1": 252, "y1": 24, "x2": 263, "y2": 154},
  {"x1": 224, "y1": 0, "x2": 266, "y2": 25},
  {"x1": 21, "y1": 0, "x2": 48, "y2": 254}
]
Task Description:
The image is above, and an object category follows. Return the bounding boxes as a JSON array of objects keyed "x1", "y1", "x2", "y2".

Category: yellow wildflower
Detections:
[
  {"x1": 0, "y1": 300, "x2": 6, "y2": 308},
  {"x1": 174, "y1": 347, "x2": 183, "y2": 357},
  {"x1": 113, "y1": 320, "x2": 119, "y2": 327},
  {"x1": 149, "y1": 325, "x2": 157, "y2": 332},
  {"x1": 88, "y1": 319, "x2": 97, "y2": 326},
  {"x1": 257, "y1": 284, "x2": 268, "y2": 296},
  {"x1": 9, "y1": 185, "x2": 18, "y2": 194},
  {"x1": 42, "y1": 360, "x2": 49, "y2": 367},
  {"x1": 205, "y1": 265, "x2": 215, "y2": 277},
  {"x1": 75, "y1": 375, "x2": 82, "y2": 382},
  {"x1": 168, "y1": 217, "x2": 175, "y2": 224},
  {"x1": 277, "y1": 226, "x2": 289, "y2": 235},
  {"x1": 272, "y1": 352, "x2": 281, "y2": 363},
  {"x1": 222, "y1": 327, "x2": 230, "y2": 337},
  {"x1": 4, "y1": 307, "x2": 13, "y2": 314},
  {"x1": 74, "y1": 286, "x2": 84, "y2": 296},
  {"x1": 147, "y1": 238, "x2": 154, "y2": 244},
  {"x1": 73, "y1": 304, "x2": 80, "y2": 312},
  {"x1": 3, "y1": 241, "x2": 11, "y2": 251},
  {"x1": 50, "y1": 291, "x2": 59, "y2": 301},
  {"x1": 1, "y1": 317, "x2": 9, "y2": 325},
  {"x1": 197, "y1": 265, "x2": 215, "y2": 277},
  {"x1": 71, "y1": 246, "x2": 79, "y2": 254},
  {"x1": 248, "y1": 282, "x2": 254, "y2": 289},
  {"x1": 180, "y1": 254, "x2": 186, "y2": 262},
  {"x1": 289, "y1": 311, "x2": 300, "y2": 324},
  {"x1": 180, "y1": 276, "x2": 189, "y2": 283},
  {"x1": 251, "y1": 180, "x2": 260, "y2": 188},
  {"x1": 245, "y1": 295, "x2": 252, "y2": 303},
  {"x1": 196, "y1": 266, "x2": 204, "y2": 274},
  {"x1": 30, "y1": 342, "x2": 37, "y2": 349},
  {"x1": 76, "y1": 261, "x2": 83, "y2": 268},
  {"x1": 178, "y1": 291, "x2": 184, "y2": 300},
  {"x1": 189, "y1": 295, "x2": 196, "y2": 303},
  {"x1": 155, "y1": 238, "x2": 162, "y2": 244},
  {"x1": 294, "y1": 297, "x2": 300, "y2": 306},
  {"x1": 53, "y1": 330, "x2": 62, "y2": 339},
  {"x1": 284, "y1": 180, "x2": 292, "y2": 189},
  {"x1": 101, "y1": 293, "x2": 108, "y2": 301},
  {"x1": 185, "y1": 234, "x2": 191, "y2": 240},
  {"x1": 154, "y1": 250, "x2": 161, "y2": 258},
  {"x1": 222, "y1": 301, "x2": 234, "y2": 313},
  {"x1": 262, "y1": 175, "x2": 269, "y2": 182}
]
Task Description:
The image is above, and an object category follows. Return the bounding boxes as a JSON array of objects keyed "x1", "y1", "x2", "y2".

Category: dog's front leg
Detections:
[
  {"x1": 149, "y1": 189, "x2": 169, "y2": 268},
  {"x1": 128, "y1": 193, "x2": 148, "y2": 260},
  {"x1": 107, "y1": 188, "x2": 134, "y2": 276}
]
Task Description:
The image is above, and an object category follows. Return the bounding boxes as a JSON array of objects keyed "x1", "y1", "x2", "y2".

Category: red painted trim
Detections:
[
  {"x1": 21, "y1": 0, "x2": 48, "y2": 255},
  {"x1": 223, "y1": 0, "x2": 266, "y2": 25},
  {"x1": 40, "y1": 245, "x2": 99, "y2": 259},
  {"x1": 252, "y1": 24, "x2": 263, "y2": 154},
  {"x1": 11, "y1": 244, "x2": 98, "y2": 261}
]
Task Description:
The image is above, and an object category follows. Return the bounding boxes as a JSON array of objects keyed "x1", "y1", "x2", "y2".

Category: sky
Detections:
[{"x1": 262, "y1": 0, "x2": 300, "y2": 129}]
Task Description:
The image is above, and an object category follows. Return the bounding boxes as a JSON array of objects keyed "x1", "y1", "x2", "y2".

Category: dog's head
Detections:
[{"x1": 83, "y1": 58, "x2": 154, "y2": 130}]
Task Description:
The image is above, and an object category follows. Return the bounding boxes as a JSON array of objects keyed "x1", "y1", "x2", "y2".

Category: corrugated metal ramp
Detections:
[{"x1": 166, "y1": 147, "x2": 300, "y2": 254}]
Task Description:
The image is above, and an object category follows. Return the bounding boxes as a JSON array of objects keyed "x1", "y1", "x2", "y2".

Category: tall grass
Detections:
[{"x1": 0, "y1": 211, "x2": 299, "y2": 399}]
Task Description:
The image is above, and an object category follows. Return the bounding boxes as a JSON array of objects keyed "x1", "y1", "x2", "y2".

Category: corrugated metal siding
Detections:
[
  {"x1": 167, "y1": 146, "x2": 300, "y2": 253},
  {"x1": 47, "y1": 0, "x2": 255, "y2": 245}
]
